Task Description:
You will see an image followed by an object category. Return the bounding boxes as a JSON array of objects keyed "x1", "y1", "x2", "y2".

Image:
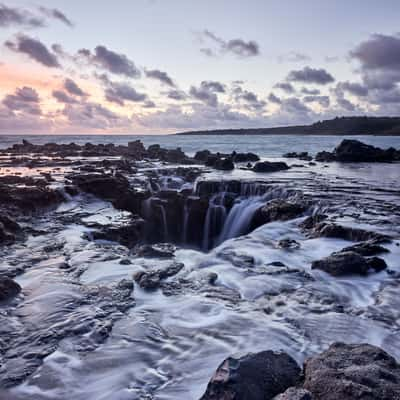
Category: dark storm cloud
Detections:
[
  {"x1": 274, "y1": 82, "x2": 295, "y2": 94},
  {"x1": 3, "y1": 86, "x2": 41, "y2": 114},
  {"x1": 64, "y1": 78, "x2": 86, "y2": 97},
  {"x1": 277, "y1": 52, "x2": 311, "y2": 63},
  {"x1": 268, "y1": 93, "x2": 282, "y2": 105},
  {"x1": 166, "y1": 89, "x2": 187, "y2": 101},
  {"x1": 5, "y1": 34, "x2": 60, "y2": 68},
  {"x1": 52, "y1": 90, "x2": 78, "y2": 104},
  {"x1": 105, "y1": 81, "x2": 147, "y2": 106},
  {"x1": 336, "y1": 97, "x2": 356, "y2": 112},
  {"x1": 350, "y1": 34, "x2": 400, "y2": 71},
  {"x1": 0, "y1": 3, "x2": 44, "y2": 28},
  {"x1": 145, "y1": 69, "x2": 175, "y2": 87},
  {"x1": 200, "y1": 30, "x2": 260, "y2": 58},
  {"x1": 80, "y1": 46, "x2": 141, "y2": 78},
  {"x1": 38, "y1": 6, "x2": 74, "y2": 27},
  {"x1": 287, "y1": 66, "x2": 335, "y2": 85},
  {"x1": 336, "y1": 81, "x2": 368, "y2": 97},
  {"x1": 303, "y1": 95, "x2": 330, "y2": 108}
]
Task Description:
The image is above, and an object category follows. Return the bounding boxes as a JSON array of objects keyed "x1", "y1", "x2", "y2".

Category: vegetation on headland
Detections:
[{"x1": 176, "y1": 116, "x2": 400, "y2": 136}]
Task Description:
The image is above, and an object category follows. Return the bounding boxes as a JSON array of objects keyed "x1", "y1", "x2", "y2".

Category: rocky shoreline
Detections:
[{"x1": 0, "y1": 138, "x2": 399, "y2": 399}]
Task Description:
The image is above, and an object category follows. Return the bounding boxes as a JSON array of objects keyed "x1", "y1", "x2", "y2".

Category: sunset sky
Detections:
[{"x1": 1, "y1": 0, "x2": 400, "y2": 134}]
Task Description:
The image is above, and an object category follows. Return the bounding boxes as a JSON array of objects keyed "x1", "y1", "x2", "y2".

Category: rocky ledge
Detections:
[{"x1": 201, "y1": 342, "x2": 400, "y2": 400}]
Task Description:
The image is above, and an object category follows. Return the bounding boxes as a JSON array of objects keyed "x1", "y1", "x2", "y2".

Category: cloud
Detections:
[
  {"x1": 79, "y1": 45, "x2": 141, "y2": 78},
  {"x1": 287, "y1": 66, "x2": 335, "y2": 85},
  {"x1": 52, "y1": 90, "x2": 78, "y2": 104},
  {"x1": 0, "y1": 3, "x2": 44, "y2": 28},
  {"x1": 274, "y1": 82, "x2": 295, "y2": 94},
  {"x1": 336, "y1": 97, "x2": 356, "y2": 112},
  {"x1": 301, "y1": 87, "x2": 320, "y2": 95},
  {"x1": 2, "y1": 86, "x2": 41, "y2": 115},
  {"x1": 268, "y1": 93, "x2": 282, "y2": 105},
  {"x1": 199, "y1": 30, "x2": 260, "y2": 58},
  {"x1": 5, "y1": 34, "x2": 60, "y2": 68},
  {"x1": 200, "y1": 80, "x2": 226, "y2": 93},
  {"x1": 190, "y1": 85, "x2": 218, "y2": 107},
  {"x1": 166, "y1": 89, "x2": 187, "y2": 101},
  {"x1": 350, "y1": 33, "x2": 400, "y2": 71},
  {"x1": 278, "y1": 52, "x2": 311, "y2": 63},
  {"x1": 38, "y1": 6, "x2": 73, "y2": 27},
  {"x1": 64, "y1": 78, "x2": 86, "y2": 96},
  {"x1": 232, "y1": 86, "x2": 266, "y2": 111},
  {"x1": 303, "y1": 95, "x2": 330, "y2": 108},
  {"x1": 104, "y1": 81, "x2": 147, "y2": 105},
  {"x1": 145, "y1": 69, "x2": 175, "y2": 87},
  {"x1": 281, "y1": 97, "x2": 310, "y2": 114},
  {"x1": 336, "y1": 81, "x2": 368, "y2": 97}
]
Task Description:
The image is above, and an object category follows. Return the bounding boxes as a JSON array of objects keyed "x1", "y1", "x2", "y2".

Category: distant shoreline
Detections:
[{"x1": 175, "y1": 116, "x2": 400, "y2": 136}]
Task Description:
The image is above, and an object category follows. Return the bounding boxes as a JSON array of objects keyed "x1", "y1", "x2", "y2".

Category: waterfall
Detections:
[
  {"x1": 182, "y1": 200, "x2": 189, "y2": 244},
  {"x1": 159, "y1": 203, "x2": 168, "y2": 242}
]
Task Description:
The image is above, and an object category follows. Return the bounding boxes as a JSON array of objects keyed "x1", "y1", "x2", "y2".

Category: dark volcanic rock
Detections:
[
  {"x1": 283, "y1": 152, "x2": 312, "y2": 161},
  {"x1": 311, "y1": 251, "x2": 387, "y2": 276},
  {"x1": 315, "y1": 139, "x2": 400, "y2": 163},
  {"x1": 303, "y1": 342, "x2": 400, "y2": 400},
  {"x1": 134, "y1": 262, "x2": 184, "y2": 290},
  {"x1": 232, "y1": 152, "x2": 260, "y2": 162},
  {"x1": 253, "y1": 161, "x2": 290, "y2": 173},
  {"x1": 0, "y1": 277, "x2": 21, "y2": 301},
  {"x1": 200, "y1": 350, "x2": 301, "y2": 400},
  {"x1": 214, "y1": 158, "x2": 235, "y2": 171},
  {"x1": 135, "y1": 243, "x2": 175, "y2": 258},
  {"x1": 311, "y1": 223, "x2": 390, "y2": 243},
  {"x1": 273, "y1": 388, "x2": 313, "y2": 400},
  {"x1": 341, "y1": 241, "x2": 389, "y2": 256},
  {"x1": 251, "y1": 200, "x2": 307, "y2": 229}
]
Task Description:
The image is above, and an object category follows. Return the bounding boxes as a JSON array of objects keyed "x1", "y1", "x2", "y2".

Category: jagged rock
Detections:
[
  {"x1": 92, "y1": 218, "x2": 145, "y2": 248},
  {"x1": 253, "y1": 161, "x2": 290, "y2": 173},
  {"x1": 232, "y1": 152, "x2": 260, "y2": 162},
  {"x1": 311, "y1": 223, "x2": 390, "y2": 243},
  {"x1": 214, "y1": 158, "x2": 235, "y2": 171},
  {"x1": 311, "y1": 251, "x2": 387, "y2": 276},
  {"x1": 135, "y1": 243, "x2": 175, "y2": 258},
  {"x1": 315, "y1": 139, "x2": 400, "y2": 163},
  {"x1": 251, "y1": 200, "x2": 307, "y2": 229},
  {"x1": 303, "y1": 342, "x2": 400, "y2": 400},
  {"x1": 0, "y1": 277, "x2": 21, "y2": 301},
  {"x1": 200, "y1": 350, "x2": 301, "y2": 400},
  {"x1": 134, "y1": 263, "x2": 184, "y2": 290},
  {"x1": 194, "y1": 150, "x2": 212, "y2": 162},
  {"x1": 341, "y1": 241, "x2": 389, "y2": 256},
  {"x1": 278, "y1": 239, "x2": 301, "y2": 249},
  {"x1": 273, "y1": 388, "x2": 313, "y2": 400},
  {"x1": 300, "y1": 214, "x2": 328, "y2": 230}
]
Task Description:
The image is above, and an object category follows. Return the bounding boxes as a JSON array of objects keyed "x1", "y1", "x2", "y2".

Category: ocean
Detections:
[{"x1": 1, "y1": 134, "x2": 400, "y2": 157}]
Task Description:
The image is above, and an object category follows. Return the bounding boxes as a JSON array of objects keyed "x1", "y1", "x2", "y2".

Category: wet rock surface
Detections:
[
  {"x1": 253, "y1": 161, "x2": 290, "y2": 173},
  {"x1": 200, "y1": 350, "x2": 301, "y2": 400},
  {"x1": 0, "y1": 277, "x2": 21, "y2": 301},
  {"x1": 303, "y1": 342, "x2": 400, "y2": 400}
]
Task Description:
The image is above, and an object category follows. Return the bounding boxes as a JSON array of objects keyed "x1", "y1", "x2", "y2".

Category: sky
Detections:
[{"x1": 0, "y1": 0, "x2": 400, "y2": 134}]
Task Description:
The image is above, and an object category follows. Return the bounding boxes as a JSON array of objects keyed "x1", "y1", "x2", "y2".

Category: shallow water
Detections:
[{"x1": 0, "y1": 145, "x2": 400, "y2": 399}]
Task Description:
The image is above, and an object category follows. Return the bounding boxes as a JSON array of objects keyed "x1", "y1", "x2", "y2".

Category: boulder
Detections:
[
  {"x1": 232, "y1": 152, "x2": 260, "y2": 162},
  {"x1": 341, "y1": 241, "x2": 389, "y2": 256},
  {"x1": 303, "y1": 342, "x2": 400, "y2": 400},
  {"x1": 253, "y1": 161, "x2": 290, "y2": 173},
  {"x1": 134, "y1": 262, "x2": 184, "y2": 290},
  {"x1": 200, "y1": 350, "x2": 301, "y2": 400},
  {"x1": 0, "y1": 277, "x2": 21, "y2": 301},
  {"x1": 311, "y1": 251, "x2": 387, "y2": 276},
  {"x1": 214, "y1": 158, "x2": 235, "y2": 171}
]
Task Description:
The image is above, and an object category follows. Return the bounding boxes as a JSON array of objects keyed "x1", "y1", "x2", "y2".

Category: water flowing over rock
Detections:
[
  {"x1": 273, "y1": 388, "x2": 313, "y2": 400},
  {"x1": 303, "y1": 342, "x2": 400, "y2": 400},
  {"x1": 200, "y1": 351, "x2": 301, "y2": 400},
  {"x1": 311, "y1": 251, "x2": 387, "y2": 276}
]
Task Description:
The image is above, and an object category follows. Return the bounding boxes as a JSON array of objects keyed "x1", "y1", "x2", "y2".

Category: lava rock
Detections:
[
  {"x1": 273, "y1": 388, "x2": 313, "y2": 400},
  {"x1": 200, "y1": 350, "x2": 301, "y2": 400},
  {"x1": 0, "y1": 277, "x2": 21, "y2": 301},
  {"x1": 253, "y1": 161, "x2": 290, "y2": 173},
  {"x1": 303, "y1": 342, "x2": 400, "y2": 399},
  {"x1": 251, "y1": 200, "x2": 307, "y2": 229},
  {"x1": 311, "y1": 251, "x2": 387, "y2": 276},
  {"x1": 311, "y1": 223, "x2": 390, "y2": 243}
]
